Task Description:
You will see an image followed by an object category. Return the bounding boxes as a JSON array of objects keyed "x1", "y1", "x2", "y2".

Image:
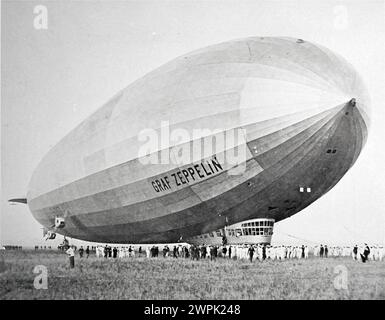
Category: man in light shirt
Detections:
[{"x1": 66, "y1": 245, "x2": 75, "y2": 269}]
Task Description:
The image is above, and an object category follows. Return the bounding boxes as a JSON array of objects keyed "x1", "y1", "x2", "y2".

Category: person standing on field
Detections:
[
  {"x1": 248, "y1": 245, "x2": 255, "y2": 262},
  {"x1": 353, "y1": 245, "x2": 358, "y2": 260},
  {"x1": 360, "y1": 244, "x2": 370, "y2": 263},
  {"x1": 66, "y1": 245, "x2": 75, "y2": 269},
  {"x1": 320, "y1": 245, "x2": 324, "y2": 258},
  {"x1": 210, "y1": 246, "x2": 215, "y2": 261},
  {"x1": 85, "y1": 246, "x2": 90, "y2": 258}
]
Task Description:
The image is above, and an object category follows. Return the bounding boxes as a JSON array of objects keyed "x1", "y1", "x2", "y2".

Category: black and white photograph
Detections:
[{"x1": 1, "y1": 0, "x2": 384, "y2": 305}]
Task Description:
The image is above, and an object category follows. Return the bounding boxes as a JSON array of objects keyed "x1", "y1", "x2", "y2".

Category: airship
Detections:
[{"x1": 15, "y1": 36, "x2": 370, "y2": 244}]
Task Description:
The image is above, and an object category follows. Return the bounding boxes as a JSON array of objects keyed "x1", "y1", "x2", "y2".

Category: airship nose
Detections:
[{"x1": 347, "y1": 95, "x2": 370, "y2": 134}]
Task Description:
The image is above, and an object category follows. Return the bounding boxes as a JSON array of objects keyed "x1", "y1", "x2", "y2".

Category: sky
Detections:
[{"x1": 1, "y1": 0, "x2": 385, "y2": 248}]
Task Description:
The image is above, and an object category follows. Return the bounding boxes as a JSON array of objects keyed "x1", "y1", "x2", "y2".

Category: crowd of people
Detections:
[{"x1": 83, "y1": 243, "x2": 384, "y2": 263}]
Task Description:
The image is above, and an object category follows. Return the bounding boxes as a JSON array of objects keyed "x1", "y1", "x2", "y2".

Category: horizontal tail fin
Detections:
[{"x1": 8, "y1": 198, "x2": 28, "y2": 204}]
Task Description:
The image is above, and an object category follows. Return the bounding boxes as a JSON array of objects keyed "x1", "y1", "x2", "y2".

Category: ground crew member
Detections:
[
  {"x1": 66, "y1": 245, "x2": 75, "y2": 269},
  {"x1": 248, "y1": 245, "x2": 255, "y2": 262},
  {"x1": 360, "y1": 244, "x2": 370, "y2": 263},
  {"x1": 353, "y1": 245, "x2": 358, "y2": 260}
]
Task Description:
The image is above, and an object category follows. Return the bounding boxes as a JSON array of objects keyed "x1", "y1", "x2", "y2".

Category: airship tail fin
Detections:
[{"x1": 8, "y1": 198, "x2": 28, "y2": 204}]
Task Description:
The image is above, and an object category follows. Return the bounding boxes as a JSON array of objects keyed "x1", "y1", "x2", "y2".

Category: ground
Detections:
[{"x1": 0, "y1": 250, "x2": 384, "y2": 300}]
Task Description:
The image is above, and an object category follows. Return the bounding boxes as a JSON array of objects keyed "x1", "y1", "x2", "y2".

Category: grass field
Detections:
[{"x1": 0, "y1": 250, "x2": 384, "y2": 300}]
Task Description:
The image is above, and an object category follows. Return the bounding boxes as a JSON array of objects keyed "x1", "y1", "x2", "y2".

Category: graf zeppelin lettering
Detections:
[{"x1": 151, "y1": 156, "x2": 223, "y2": 193}]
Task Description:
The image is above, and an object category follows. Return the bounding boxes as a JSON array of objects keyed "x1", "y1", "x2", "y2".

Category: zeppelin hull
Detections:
[{"x1": 27, "y1": 37, "x2": 370, "y2": 244}]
